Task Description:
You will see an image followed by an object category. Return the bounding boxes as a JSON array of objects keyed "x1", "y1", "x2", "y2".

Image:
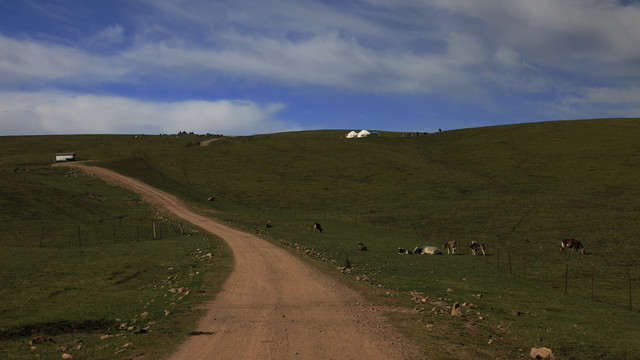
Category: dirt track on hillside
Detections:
[{"x1": 63, "y1": 163, "x2": 422, "y2": 360}]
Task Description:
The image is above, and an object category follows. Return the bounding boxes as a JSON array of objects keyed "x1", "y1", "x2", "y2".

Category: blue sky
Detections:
[{"x1": 1, "y1": 0, "x2": 639, "y2": 135}]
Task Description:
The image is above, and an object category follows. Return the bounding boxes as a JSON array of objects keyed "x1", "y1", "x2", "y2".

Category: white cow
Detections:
[
  {"x1": 413, "y1": 246, "x2": 443, "y2": 255},
  {"x1": 397, "y1": 247, "x2": 412, "y2": 254}
]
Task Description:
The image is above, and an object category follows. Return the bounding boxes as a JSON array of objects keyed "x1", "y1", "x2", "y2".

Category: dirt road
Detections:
[{"x1": 65, "y1": 163, "x2": 421, "y2": 359}]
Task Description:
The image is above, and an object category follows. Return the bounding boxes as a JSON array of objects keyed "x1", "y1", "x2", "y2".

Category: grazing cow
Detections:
[
  {"x1": 207, "y1": 196, "x2": 215, "y2": 202},
  {"x1": 356, "y1": 242, "x2": 367, "y2": 251},
  {"x1": 468, "y1": 241, "x2": 486, "y2": 256},
  {"x1": 413, "y1": 246, "x2": 443, "y2": 255},
  {"x1": 397, "y1": 247, "x2": 412, "y2": 254},
  {"x1": 443, "y1": 241, "x2": 457, "y2": 254},
  {"x1": 560, "y1": 238, "x2": 586, "y2": 254},
  {"x1": 313, "y1": 223, "x2": 323, "y2": 233}
]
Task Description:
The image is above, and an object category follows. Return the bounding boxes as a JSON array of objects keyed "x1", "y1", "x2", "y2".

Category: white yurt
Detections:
[
  {"x1": 346, "y1": 131, "x2": 358, "y2": 138},
  {"x1": 357, "y1": 129, "x2": 371, "y2": 138}
]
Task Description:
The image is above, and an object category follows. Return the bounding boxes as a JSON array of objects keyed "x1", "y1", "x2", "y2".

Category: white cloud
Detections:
[
  {"x1": 0, "y1": 91, "x2": 299, "y2": 135},
  {"x1": 2, "y1": 0, "x2": 640, "y2": 134},
  {"x1": 90, "y1": 24, "x2": 125, "y2": 44},
  {"x1": 540, "y1": 86, "x2": 640, "y2": 120},
  {"x1": 0, "y1": 34, "x2": 127, "y2": 84}
]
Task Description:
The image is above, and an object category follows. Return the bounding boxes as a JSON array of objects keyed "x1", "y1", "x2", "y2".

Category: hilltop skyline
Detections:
[{"x1": 1, "y1": 0, "x2": 640, "y2": 135}]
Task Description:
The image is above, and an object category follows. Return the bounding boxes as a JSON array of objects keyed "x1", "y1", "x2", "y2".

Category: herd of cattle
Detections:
[
  {"x1": 312, "y1": 223, "x2": 587, "y2": 256},
  {"x1": 397, "y1": 238, "x2": 586, "y2": 256},
  {"x1": 396, "y1": 240, "x2": 487, "y2": 256}
]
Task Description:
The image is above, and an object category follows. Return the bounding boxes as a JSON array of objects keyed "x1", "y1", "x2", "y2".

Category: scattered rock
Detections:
[
  {"x1": 30, "y1": 337, "x2": 55, "y2": 345},
  {"x1": 512, "y1": 310, "x2": 522, "y2": 316},
  {"x1": 101, "y1": 335, "x2": 114, "y2": 340},
  {"x1": 451, "y1": 302, "x2": 463, "y2": 317},
  {"x1": 530, "y1": 347, "x2": 556, "y2": 359},
  {"x1": 61, "y1": 354, "x2": 73, "y2": 359},
  {"x1": 446, "y1": 288, "x2": 454, "y2": 293}
]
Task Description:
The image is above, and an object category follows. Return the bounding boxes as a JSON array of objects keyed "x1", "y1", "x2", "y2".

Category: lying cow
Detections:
[
  {"x1": 413, "y1": 246, "x2": 442, "y2": 255},
  {"x1": 313, "y1": 223, "x2": 323, "y2": 233},
  {"x1": 560, "y1": 238, "x2": 585, "y2": 254},
  {"x1": 468, "y1": 241, "x2": 486, "y2": 256},
  {"x1": 397, "y1": 247, "x2": 412, "y2": 254},
  {"x1": 443, "y1": 241, "x2": 456, "y2": 254}
]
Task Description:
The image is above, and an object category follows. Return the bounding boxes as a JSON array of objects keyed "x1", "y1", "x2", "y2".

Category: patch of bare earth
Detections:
[
  {"x1": 62, "y1": 162, "x2": 423, "y2": 360},
  {"x1": 199, "y1": 138, "x2": 221, "y2": 146}
]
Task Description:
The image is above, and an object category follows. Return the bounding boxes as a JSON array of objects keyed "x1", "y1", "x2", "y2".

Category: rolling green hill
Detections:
[{"x1": 2, "y1": 118, "x2": 640, "y2": 359}]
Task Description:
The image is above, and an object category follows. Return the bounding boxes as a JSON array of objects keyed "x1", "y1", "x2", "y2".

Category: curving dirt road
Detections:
[{"x1": 64, "y1": 163, "x2": 421, "y2": 359}]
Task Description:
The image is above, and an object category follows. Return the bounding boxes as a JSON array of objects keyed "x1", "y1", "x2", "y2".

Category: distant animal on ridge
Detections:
[
  {"x1": 443, "y1": 241, "x2": 457, "y2": 254},
  {"x1": 468, "y1": 241, "x2": 486, "y2": 256},
  {"x1": 560, "y1": 238, "x2": 585, "y2": 254},
  {"x1": 313, "y1": 223, "x2": 323, "y2": 233}
]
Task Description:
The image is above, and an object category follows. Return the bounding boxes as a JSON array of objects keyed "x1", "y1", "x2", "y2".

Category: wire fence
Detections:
[{"x1": 3, "y1": 215, "x2": 189, "y2": 248}]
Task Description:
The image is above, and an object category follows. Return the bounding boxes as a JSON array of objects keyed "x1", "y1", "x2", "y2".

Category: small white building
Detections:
[
  {"x1": 345, "y1": 131, "x2": 359, "y2": 138},
  {"x1": 55, "y1": 153, "x2": 76, "y2": 162}
]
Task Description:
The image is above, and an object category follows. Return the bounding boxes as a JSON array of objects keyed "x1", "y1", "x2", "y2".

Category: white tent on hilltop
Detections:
[
  {"x1": 345, "y1": 131, "x2": 358, "y2": 138},
  {"x1": 357, "y1": 129, "x2": 371, "y2": 138}
]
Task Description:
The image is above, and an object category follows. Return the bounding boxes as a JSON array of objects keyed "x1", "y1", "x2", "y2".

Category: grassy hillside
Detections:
[
  {"x1": 99, "y1": 119, "x2": 640, "y2": 358},
  {"x1": 0, "y1": 136, "x2": 232, "y2": 359},
  {"x1": 2, "y1": 119, "x2": 640, "y2": 359}
]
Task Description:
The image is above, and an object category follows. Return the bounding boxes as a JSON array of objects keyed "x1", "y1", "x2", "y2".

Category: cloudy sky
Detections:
[{"x1": 1, "y1": 0, "x2": 639, "y2": 135}]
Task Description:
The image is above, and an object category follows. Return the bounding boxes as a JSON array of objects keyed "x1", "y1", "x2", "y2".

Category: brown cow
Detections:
[
  {"x1": 443, "y1": 241, "x2": 457, "y2": 254},
  {"x1": 468, "y1": 241, "x2": 486, "y2": 256},
  {"x1": 356, "y1": 242, "x2": 367, "y2": 251},
  {"x1": 560, "y1": 238, "x2": 585, "y2": 254},
  {"x1": 313, "y1": 223, "x2": 323, "y2": 233}
]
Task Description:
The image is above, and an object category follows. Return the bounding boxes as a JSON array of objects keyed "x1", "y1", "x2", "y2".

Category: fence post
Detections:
[
  {"x1": 484, "y1": 243, "x2": 488, "y2": 263},
  {"x1": 591, "y1": 266, "x2": 595, "y2": 301},
  {"x1": 565, "y1": 264, "x2": 568, "y2": 295},
  {"x1": 629, "y1": 270, "x2": 633, "y2": 312},
  {"x1": 508, "y1": 251, "x2": 512, "y2": 275}
]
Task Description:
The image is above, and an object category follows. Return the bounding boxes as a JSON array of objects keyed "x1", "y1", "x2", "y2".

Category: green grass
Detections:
[
  {"x1": 2, "y1": 119, "x2": 640, "y2": 358},
  {"x1": 0, "y1": 162, "x2": 232, "y2": 359}
]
